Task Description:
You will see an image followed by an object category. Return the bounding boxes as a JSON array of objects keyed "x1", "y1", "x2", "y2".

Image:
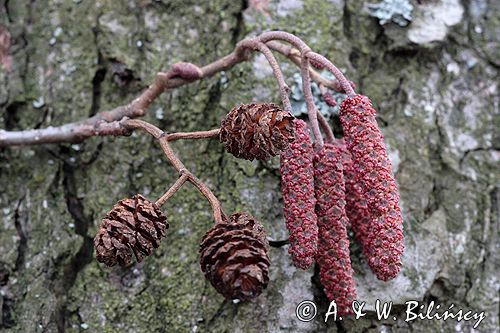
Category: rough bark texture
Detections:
[{"x1": 0, "y1": 1, "x2": 498, "y2": 332}]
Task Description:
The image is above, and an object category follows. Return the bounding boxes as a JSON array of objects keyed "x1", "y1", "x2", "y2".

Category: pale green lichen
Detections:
[
  {"x1": 289, "y1": 71, "x2": 346, "y2": 119},
  {"x1": 367, "y1": 0, "x2": 413, "y2": 27}
]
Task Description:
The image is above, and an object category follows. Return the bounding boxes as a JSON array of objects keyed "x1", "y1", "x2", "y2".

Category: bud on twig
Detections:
[
  {"x1": 322, "y1": 91, "x2": 337, "y2": 107},
  {"x1": 169, "y1": 62, "x2": 203, "y2": 80}
]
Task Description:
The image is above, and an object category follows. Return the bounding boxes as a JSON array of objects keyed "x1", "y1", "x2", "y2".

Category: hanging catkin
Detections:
[
  {"x1": 280, "y1": 119, "x2": 318, "y2": 269},
  {"x1": 336, "y1": 139, "x2": 373, "y2": 261},
  {"x1": 314, "y1": 143, "x2": 357, "y2": 315},
  {"x1": 339, "y1": 95, "x2": 404, "y2": 281}
]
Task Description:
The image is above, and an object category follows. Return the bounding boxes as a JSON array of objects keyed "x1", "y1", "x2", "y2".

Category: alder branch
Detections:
[
  {"x1": 123, "y1": 119, "x2": 225, "y2": 224},
  {"x1": 0, "y1": 30, "x2": 363, "y2": 241},
  {"x1": 0, "y1": 31, "x2": 356, "y2": 147},
  {"x1": 266, "y1": 41, "x2": 353, "y2": 93}
]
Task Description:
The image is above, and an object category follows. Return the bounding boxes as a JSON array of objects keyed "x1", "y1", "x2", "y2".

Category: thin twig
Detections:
[
  {"x1": 317, "y1": 111, "x2": 335, "y2": 144},
  {"x1": 165, "y1": 128, "x2": 220, "y2": 141},
  {"x1": 184, "y1": 172, "x2": 225, "y2": 224},
  {"x1": 266, "y1": 41, "x2": 349, "y2": 93},
  {"x1": 155, "y1": 173, "x2": 189, "y2": 206},
  {"x1": 122, "y1": 119, "x2": 226, "y2": 223},
  {"x1": 259, "y1": 31, "x2": 311, "y2": 54},
  {"x1": 254, "y1": 42, "x2": 292, "y2": 112},
  {"x1": 237, "y1": 37, "x2": 292, "y2": 112},
  {"x1": 254, "y1": 32, "x2": 324, "y2": 144},
  {"x1": 306, "y1": 52, "x2": 355, "y2": 97},
  {"x1": 157, "y1": 136, "x2": 188, "y2": 172},
  {"x1": 300, "y1": 56, "x2": 323, "y2": 146},
  {"x1": 124, "y1": 119, "x2": 163, "y2": 138}
]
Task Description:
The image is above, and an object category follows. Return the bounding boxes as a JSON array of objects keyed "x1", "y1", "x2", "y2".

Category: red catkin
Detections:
[
  {"x1": 336, "y1": 139, "x2": 372, "y2": 260},
  {"x1": 280, "y1": 119, "x2": 318, "y2": 269},
  {"x1": 339, "y1": 94, "x2": 404, "y2": 281},
  {"x1": 314, "y1": 143, "x2": 357, "y2": 315}
]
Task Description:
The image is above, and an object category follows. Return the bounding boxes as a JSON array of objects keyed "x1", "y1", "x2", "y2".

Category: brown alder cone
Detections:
[
  {"x1": 219, "y1": 103, "x2": 295, "y2": 161},
  {"x1": 94, "y1": 194, "x2": 169, "y2": 267},
  {"x1": 199, "y1": 212, "x2": 270, "y2": 300}
]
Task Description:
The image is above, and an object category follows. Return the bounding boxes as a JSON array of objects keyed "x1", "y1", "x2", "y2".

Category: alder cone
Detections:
[
  {"x1": 94, "y1": 194, "x2": 168, "y2": 267},
  {"x1": 220, "y1": 103, "x2": 295, "y2": 161},
  {"x1": 199, "y1": 212, "x2": 270, "y2": 300}
]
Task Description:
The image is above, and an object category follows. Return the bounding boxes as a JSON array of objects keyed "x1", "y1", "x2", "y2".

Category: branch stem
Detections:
[
  {"x1": 165, "y1": 128, "x2": 220, "y2": 141},
  {"x1": 300, "y1": 56, "x2": 323, "y2": 146},
  {"x1": 254, "y1": 42, "x2": 292, "y2": 112},
  {"x1": 317, "y1": 111, "x2": 335, "y2": 144},
  {"x1": 155, "y1": 174, "x2": 189, "y2": 206},
  {"x1": 0, "y1": 31, "x2": 356, "y2": 148},
  {"x1": 123, "y1": 119, "x2": 225, "y2": 224},
  {"x1": 259, "y1": 31, "x2": 311, "y2": 54},
  {"x1": 306, "y1": 52, "x2": 355, "y2": 97},
  {"x1": 184, "y1": 172, "x2": 225, "y2": 224},
  {"x1": 266, "y1": 41, "x2": 349, "y2": 93}
]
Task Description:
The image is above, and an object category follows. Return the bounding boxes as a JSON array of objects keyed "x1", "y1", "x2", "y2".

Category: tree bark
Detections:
[{"x1": 0, "y1": 0, "x2": 498, "y2": 332}]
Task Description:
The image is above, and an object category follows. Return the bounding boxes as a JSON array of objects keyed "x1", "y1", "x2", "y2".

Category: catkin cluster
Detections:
[
  {"x1": 279, "y1": 94, "x2": 405, "y2": 312},
  {"x1": 7, "y1": 30, "x2": 404, "y2": 308}
]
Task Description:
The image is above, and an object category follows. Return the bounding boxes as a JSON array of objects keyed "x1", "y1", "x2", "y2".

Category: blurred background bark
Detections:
[{"x1": 0, "y1": 0, "x2": 498, "y2": 332}]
